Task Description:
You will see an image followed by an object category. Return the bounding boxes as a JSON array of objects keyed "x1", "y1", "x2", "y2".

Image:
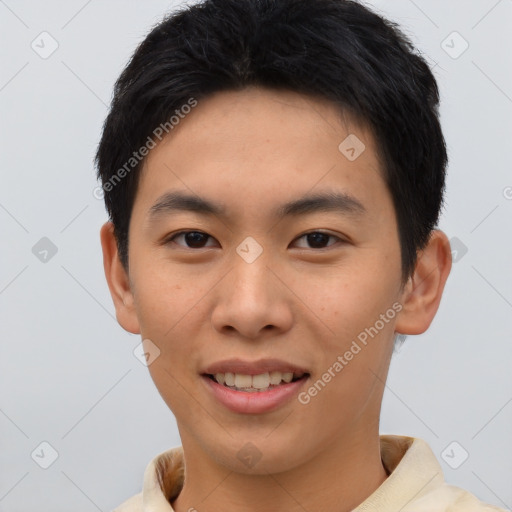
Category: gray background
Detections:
[{"x1": 0, "y1": 0, "x2": 511, "y2": 510}]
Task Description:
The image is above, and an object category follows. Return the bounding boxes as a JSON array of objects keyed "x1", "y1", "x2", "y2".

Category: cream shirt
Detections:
[{"x1": 112, "y1": 435, "x2": 509, "y2": 511}]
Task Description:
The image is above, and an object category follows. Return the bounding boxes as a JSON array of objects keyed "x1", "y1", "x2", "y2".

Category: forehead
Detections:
[
  {"x1": 146, "y1": 86, "x2": 376, "y2": 161},
  {"x1": 135, "y1": 86, "x2": 389, "y2": 222}
]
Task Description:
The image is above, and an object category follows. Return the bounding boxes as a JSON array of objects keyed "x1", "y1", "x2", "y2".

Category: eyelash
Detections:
[{"x1": 165, "y1": 230, "x2": 345, "y2": 250}]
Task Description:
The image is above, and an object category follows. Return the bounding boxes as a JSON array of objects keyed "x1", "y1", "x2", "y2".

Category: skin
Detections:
[{"x1": 101, "y1": 86, "x2": 452, "y2": 512}]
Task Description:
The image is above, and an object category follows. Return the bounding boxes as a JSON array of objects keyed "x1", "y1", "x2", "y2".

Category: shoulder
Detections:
[
  {"x1": 407, "y1": 482, "x2": 509, "y2": 511},
  {"x1": 111, "y1": 491, "x2": 143, "y2": 512}
]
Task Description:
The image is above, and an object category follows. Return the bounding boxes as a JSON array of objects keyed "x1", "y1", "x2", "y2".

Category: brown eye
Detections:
[
  {"x1": 293, "y1": 231, "x2": 342, "y2": 249},
  {"x1": 168, "y1": 231, "x2": 217, "y2": 249}
]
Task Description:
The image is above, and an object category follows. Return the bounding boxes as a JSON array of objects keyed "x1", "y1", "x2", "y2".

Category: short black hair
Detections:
[{"x1": 95, "y1": 0, "x2": 447, "y2": 282}]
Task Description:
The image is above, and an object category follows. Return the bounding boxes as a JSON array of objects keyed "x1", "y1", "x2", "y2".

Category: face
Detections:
[{"x1": 112, "y1": 87, "x2": 410, "y2": 473}]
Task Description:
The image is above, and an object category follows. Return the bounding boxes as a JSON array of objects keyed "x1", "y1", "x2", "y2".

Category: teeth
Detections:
[
  {"x1": 252, "y1": 373, "x2": 270, "y2": 389},
  {"x1": 212, "y1": 371, "x2": 302, "y2": 389},
  {"x1": 234, "y1": 374, "x2": 252, "y2": 388},
  {"x1": 269, "y1": 371, "x2": 282, "y2": 385},
  {"x1": 282, "y1": 372, "x2": 293, "y2": 383}
]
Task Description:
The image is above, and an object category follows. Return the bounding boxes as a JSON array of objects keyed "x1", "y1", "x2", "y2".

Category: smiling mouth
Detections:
[{"x1": 204, "y1": 371, "x2": 310, "y2": 393}]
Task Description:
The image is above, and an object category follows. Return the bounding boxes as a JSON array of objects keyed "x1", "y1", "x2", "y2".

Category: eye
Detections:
[
  {"x1": 165, "y1": 230, "x2": 344, "y2": 250},
  {"x1": 166, "y1": 230, "x2": 217, "y2": 249},
  {"x1": 292, "y1": 231, "x2": 344, "y2": 250}
]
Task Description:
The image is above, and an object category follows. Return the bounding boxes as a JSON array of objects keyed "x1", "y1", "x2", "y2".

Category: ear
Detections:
[
  {"x1": 395, "y1": 229, "x2": 452, "y2": 335},
  {"x1": 100, "y1": 221, "x2": 140, "y2": 334}
]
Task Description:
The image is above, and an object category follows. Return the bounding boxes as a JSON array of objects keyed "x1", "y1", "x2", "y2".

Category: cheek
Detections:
[
  {"x1": 129, "y1": 258, "x2": 223, "y2": 378},
  {"x1": 130, "y1": 254, "x2": 199, "y2": 332},
  {"x1": 297, "y1": 273, "x2": 397, "y2": 428},
  {"x1": 292, "y1": 256, "x2": 399, "y2": 344},
  {"x1": 132, "y1": 269, "x2": 204, "y2": 410}
]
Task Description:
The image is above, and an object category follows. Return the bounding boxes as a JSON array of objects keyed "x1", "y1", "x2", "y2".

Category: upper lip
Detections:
[{"x1": 202, "y1": 358, "x2": 310, "y2": 376}]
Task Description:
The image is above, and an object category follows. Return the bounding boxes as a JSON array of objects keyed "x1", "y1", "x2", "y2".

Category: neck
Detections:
[{"x1": 171, "y1": 429, "x2": 388, "y2": 512}]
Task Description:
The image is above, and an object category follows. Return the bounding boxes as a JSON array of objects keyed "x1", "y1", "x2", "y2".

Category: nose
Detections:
[{"x1": 210, "y1": 254, "x2": 294, "y2": 340}]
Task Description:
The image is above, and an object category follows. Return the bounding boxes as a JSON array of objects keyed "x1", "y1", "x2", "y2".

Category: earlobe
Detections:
[
  {"x1": 395, "y1": 230, "x2": 452, "y2": 336},
  {"x1": 100, "y1": 221, "x2": 141, "y2": 334}
]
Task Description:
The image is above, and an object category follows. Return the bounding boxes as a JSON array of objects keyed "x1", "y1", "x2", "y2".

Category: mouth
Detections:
[{"x1": 203, "y1": 371, "x2": 310, "y2": 393}]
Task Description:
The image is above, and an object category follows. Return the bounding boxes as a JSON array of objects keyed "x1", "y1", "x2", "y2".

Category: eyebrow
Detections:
[{"x1": 147, "y1": 190, "x2": 366, "y2": 223}]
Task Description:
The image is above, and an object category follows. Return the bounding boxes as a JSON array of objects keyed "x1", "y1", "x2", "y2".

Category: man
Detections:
[{"x1": 96, "y1": 0, "x2": 507, "y2": 510}]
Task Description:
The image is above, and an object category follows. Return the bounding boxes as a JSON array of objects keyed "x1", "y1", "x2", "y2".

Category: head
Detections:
[{"x1": 97, "y1": 0, "x2": 451, "y2": 474}]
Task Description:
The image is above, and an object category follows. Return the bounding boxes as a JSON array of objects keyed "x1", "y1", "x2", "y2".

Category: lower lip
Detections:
[{"x1": 201, "y1": 375, "x2": 309, "y2": 414}]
